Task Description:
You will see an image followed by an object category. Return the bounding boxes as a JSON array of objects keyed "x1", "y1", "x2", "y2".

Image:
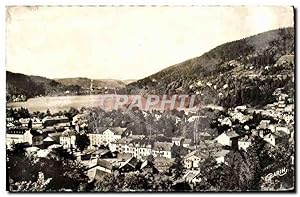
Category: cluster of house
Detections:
[
  {"x1": 253, "y1": 89, "x2": 294, "y2": 146},
  {"x1": 71, "y1": 126, "x2": 258, "y2": 184},
  {"x1": 255, "y1": 90, "x2": 294, "y2": 124},
  {"x1": 6, "y1": 111, "x2": 252, "y2": 185},
  {"x1": 6, "y1": 115, "x2": 72, "y2": 149},
  {"x1": 78, "y1": 149, "x2": 160, "y2": 183},
  {"x1": 9, "y1": 94, "x2": 27, "y2": 102},
  {"x1": 6, "y1": 90, "x2": 294, "y2": 187}
]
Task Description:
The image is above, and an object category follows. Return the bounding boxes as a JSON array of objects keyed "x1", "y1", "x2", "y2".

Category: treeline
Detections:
[
  {"x1": 7, "y1": 72, "x2": 46, "y2": 100},
  {"x1": 86, "y1": 107, "x2": 217, "y2": 141},
  {"x1": 6, "y1": 71, "x2": 82, "y2": 101},
  {"x1": 220, "y1": 76, "x2": 293, "y2": 108}
]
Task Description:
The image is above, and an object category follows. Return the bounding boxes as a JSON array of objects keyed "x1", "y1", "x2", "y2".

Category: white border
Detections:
[{"x1": 0, "y1": 1, "x2": 298, "y2": 196}]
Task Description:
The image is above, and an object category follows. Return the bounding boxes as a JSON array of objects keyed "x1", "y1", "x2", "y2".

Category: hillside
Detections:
[
  {"x1": 127, "y1": 27, "x2": 294, "y2": 108},
  {"x1": 122, "y1": 79, "x2": 137, "y2": 85},
  {"x1": 6, "y1": 71, "x2": 132, "y2": 102},
  {"x1": 55, "y1": 78, "x2": 126, "y2": 89},
  {"x1": 6, "y1": 71, "x2": 81, "y2": 101}
]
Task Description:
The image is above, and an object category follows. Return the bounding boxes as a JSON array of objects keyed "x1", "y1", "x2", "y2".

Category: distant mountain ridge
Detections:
[
  {"x1": 6, "y1": 71, "x2": 78, "y2": 101},
  {"x1": 6, "y1": 71, "x2": 135, "y2": 101},
  {"x1": 54, "y1": 78, "x2": 127, "y2": 89}
]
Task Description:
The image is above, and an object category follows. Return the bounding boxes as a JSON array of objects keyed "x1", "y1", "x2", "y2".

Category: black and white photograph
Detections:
[{"x1": 5, "y1": 5, "x2": 295, "y2": 192}]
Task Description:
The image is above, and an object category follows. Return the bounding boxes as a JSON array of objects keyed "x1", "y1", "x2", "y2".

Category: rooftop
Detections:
[
  {"x1": 184, "y1": 150, "x2": 208, "y2": 159},
  {"x1": 96, "y1": 159, "x2": 113, "y2": 170},
  {"x1": 153, "y1": 142, "x2": 173, "y2": 151},
  {"x1": 106, "y1": 127, "x2": 126, "y2": 135},
  {"x1": 213, "y1": 149, "x2": 230, "y2": 158}
]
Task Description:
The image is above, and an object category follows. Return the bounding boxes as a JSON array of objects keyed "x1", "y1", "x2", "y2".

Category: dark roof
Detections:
[
  {"x1": 97, "y1": 159, "x2": 113, "y2": 170},
  {"x1": 130, "y1": 138, "x2": 154, "y2": 147},
  {"x1": 153, "y1": 142, "x2": 173, "y2": 151},
  {"x1": 127, "y1": 157, "x2": 140, "y2": 167},
  {"x1": 48, "y1": 132, "x2": 63, "y2": 141},
  {"x1": 114, "y1": 138, "x2": 132, "y2": 145},
  {"x1": 30, "y1": 129, "x2": 42, "y2": 137},
  {"x1": 117, "y1": 153, "x2": 132, "y2": 161},
  {"x1": 140, "y1": 160, "x2": 159, "y2": 174},
  {"x1": 42, "y1": 127, "x2": 56, "y2": 133},
  {"x1": 140, "y1": 160, "x2": 155, "y2": 170},
  {"x1": 119, "y1": 157, "x2": 140, "y2": 169}
]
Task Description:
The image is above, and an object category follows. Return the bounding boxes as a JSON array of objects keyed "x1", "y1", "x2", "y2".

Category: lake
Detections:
[
  {"x1": 6, "y1": 94, "x2": 209, "y2": 113},
  {"x1": 6, "y1": 95, "x2": 107, "y2": 113}
]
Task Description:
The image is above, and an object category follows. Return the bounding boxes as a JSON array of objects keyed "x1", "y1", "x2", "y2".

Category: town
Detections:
[{"x1": 6, "y1": 87, "x2": 294, "y2": 191}]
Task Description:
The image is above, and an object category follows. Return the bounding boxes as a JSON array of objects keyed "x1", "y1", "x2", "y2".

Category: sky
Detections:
[{"x1": 6, "y1": 6, "x2": 294, "y2": 80}]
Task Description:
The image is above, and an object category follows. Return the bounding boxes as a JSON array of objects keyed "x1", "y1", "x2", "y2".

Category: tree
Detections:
[
  {"x1": 46, "y1": 109, "x2": 51, "y2": 116},
  {"x1": 258, "y1": 139, "x2": 294, "y2": 191},
  {"x1": 93, "y1": 171, "x2": 125, "y2": 192},
  {"x1": 75, "y1": 133, "x2": 90, "y2": 152},
  {"x1": 152, "y1": 173, "x2": 173, "y2": 191},
  {"x1": 7, "y1": 144, "x2": 89, "y2": 192},
  {"x1": 7, "y1": 143, "x2": 39, "y2": 187},
  {"x1": 34, "y1": 147, "x2": 88, "y2": 191},
  {"x1": 66, "y1": 107, "x2": 80, "y2": 119},
  {"x1": 206, "y1": 163, "x2": 238, "y2": 191},
  {"x1": 94, "y1": 174, "x2": 118, "y2": 192},
  {"x1": 122, "y1": 171, "x2": 153, "y2": 191},
  {"x1": 28, "y1": 119, "x2": 32, "y2": 129},
  {"x1": 194, "y1": 156, "x2": 217, "y2": 191},
  {"x1": 9, "y1": 172, "x2": 52, "y2": 192},
  {"x1": 168, "y1": 154, "x2": 184, "y2": 180}
]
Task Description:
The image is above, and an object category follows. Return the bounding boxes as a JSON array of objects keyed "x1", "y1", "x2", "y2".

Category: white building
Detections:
[
  {"x1": 184, "y1": 150, "x2": 208, "y2": 169},
  {"x1": 60, "y1": 129, "x2": 77, "y2": 149},
  {"x1": 31, "y1": 117, "x2": 43, "y2": 129},
  {"x1": 6, "y1": 122, "x2": 16, "y2": 128},
  {"x1": 214, "y1": 131, "x2": 239, "y2": 146},
  {"x1": 102, "y1": 127, "x2": 125, "y2": 144},
  {"x1": 238, "y1": 139, "x2": 252, "y2": 151},
  {"x1": 182, "y1": 139, "x2": 192, "y2": 148},
  {"x1": 23, "y1": 129, "x2": 43, "y2": 146},
  {"x1": 88, "y1": 127, "x2": 126, "y2": 149},
  {"x1": 172, "y1": 137, "x2": 182, "y2": 146},
  {"x1": 6, "y1": 128, "x2": 27, "y2": 148},
  {"x1": 152, "y1": 142, "x2": 172, "y2": 159},
  {"x1": 19, "y1": 118, "x2": 31, "y2": 127},
  {"x1": 220, "y1": 117, "x2": 232, "y2": 127},
  {"x1": 6, "y1": 128, "x2": 43, "y2": 148},
  {"x1": 214, "y1": 150, "x2": 230, "y2": 164}
]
